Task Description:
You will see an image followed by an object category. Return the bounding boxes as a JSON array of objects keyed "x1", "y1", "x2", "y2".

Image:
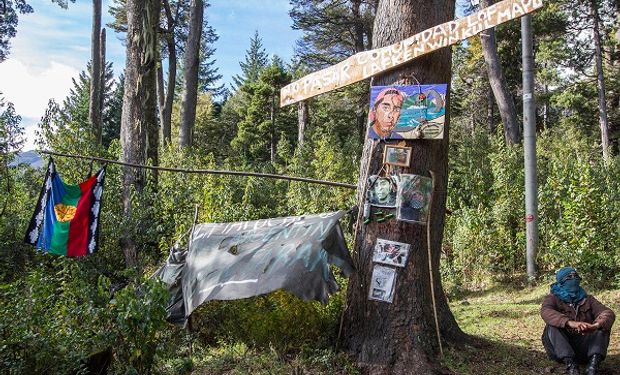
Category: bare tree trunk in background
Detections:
[
  {"x1": 99, "y1": 28, "x2": 106, "y2": 132},
  {"x1": 270, "y1": 91, "x2": 277, "y2": 163},
  {"x1": 148, "y1": 49, "x2": 161, "y2": 186},
  {"x1": 352, "y1": 0, "x2": 365, "y2": 52},
  {"x1": 480, "y1": 0, "x2": 521, "y2": 145},
  {"x1": 543, "y1": 82, "x2": 548, "y2": 130},
  {"x1": 610, "y1": 0, "x2": 620, "y2": 153},
  {"x1": 89, "y1": 0, "x2": 102, "y2": 146},
  {"x1": 487, "y1": 84, "x2": 496, "y2": 134},
  {"x1": 120, "y1": 0, "x2": 159, "y2": 267},
  {"x1": 352, "y1": 0, "x2": 373, "y2": 143},
  {"x1": 179, "y1": 0, "x2": 203, "y2": 148},
  {"x1": 157, "y1": 63, "x2": 165, "y2": 133},
  {"x1": 589, "y1": 0, "x2": 611, "y2": 163},
  {"x1": 161, "y1": 0, "x2": 177, "y2": 145},
  {"x1": 342, "y1": 1, "x2": 468, "y2": 373},
  {"x1": 298, "y1": 100, "x2": 309, "y2": 146}
]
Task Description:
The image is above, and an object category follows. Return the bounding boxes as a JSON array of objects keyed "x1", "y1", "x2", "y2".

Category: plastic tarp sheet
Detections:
[{"x1": 154, "y1": 211, "x2": 354, "y2": 325}]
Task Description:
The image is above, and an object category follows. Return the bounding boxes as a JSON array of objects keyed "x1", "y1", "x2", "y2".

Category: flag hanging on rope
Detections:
[{"x1": 24, "y1": 159, "x2": 106, "y2": 257}]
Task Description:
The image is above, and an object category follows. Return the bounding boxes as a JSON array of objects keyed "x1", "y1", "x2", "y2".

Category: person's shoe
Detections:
[
  {"x1": 563, "y1": 357, "x2": 579, "y2": 375},
  {"x1": 585, "y1": 354, "x2": 602, "y2": 375}
]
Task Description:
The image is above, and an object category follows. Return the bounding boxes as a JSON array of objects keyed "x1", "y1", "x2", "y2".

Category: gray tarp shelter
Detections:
[{"x1": 154, "y1": 211, "x2": 354, "y2": 325}]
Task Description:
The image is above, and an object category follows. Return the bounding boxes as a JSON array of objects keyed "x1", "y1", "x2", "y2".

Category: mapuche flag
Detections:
[{"x1": 25, "y1": 159, "x2": 106, "y2": 257}]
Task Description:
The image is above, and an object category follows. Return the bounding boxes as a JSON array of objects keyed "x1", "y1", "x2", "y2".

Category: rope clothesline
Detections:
[{"x1": 39, "y1": 150, "x2": 357, "y2": 190}]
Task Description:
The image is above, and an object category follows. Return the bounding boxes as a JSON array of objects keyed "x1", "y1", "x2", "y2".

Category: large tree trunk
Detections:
[
  {"x1": 179, "y1": 0, "x2": 204, "y2": 148},
  {"x1": 120, "y1": 0, "x2": 159, "y2": 267},
  {"x1": 590, "y1": 0, "x2": 611, "y2": 163},
  {"x1": 342, "y1": 1, "x2": 467, "y2": 373},
  {"x1": 297, "y1": 100, "x2": 309, "y2": 146},
  {"x1": 480, "y1": 0, "x2": 521, "y2": 145},
  {"x1": 89, "y1": 0, "x2": 102, "y2": 146}
]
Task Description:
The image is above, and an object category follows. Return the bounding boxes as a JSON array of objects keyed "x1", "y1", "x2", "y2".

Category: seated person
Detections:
[{"x1": 540, "y1": 267, "x2": 615, "y2": 375}]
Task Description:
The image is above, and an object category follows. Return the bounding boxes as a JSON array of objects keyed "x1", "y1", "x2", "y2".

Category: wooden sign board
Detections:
[{"x1": 280, "y1": 0, "x2": 543, "y2": 107}]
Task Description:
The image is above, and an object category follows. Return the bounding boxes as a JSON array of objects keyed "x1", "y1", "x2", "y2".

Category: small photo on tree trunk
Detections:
[
  {"x1": 368, "y1": 265, "x2": 397, "y2": 303},
  {"x1": 372, "y1": 238, "x2": 410, "y2": 268},
  {"x1": 383, "y1": 144, "x2": 412, "y2": 167},
  {"x1": 396, "y1": 174, "x2": 432, "y2": 225},
  {"x1": 367, "y1": 175, "x2": 398, "y2": 208}
]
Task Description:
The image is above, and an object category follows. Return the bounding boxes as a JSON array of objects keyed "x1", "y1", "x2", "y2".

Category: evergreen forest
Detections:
[{"x1": 0, "y1": 0, "x2": 619, "y2": 374}]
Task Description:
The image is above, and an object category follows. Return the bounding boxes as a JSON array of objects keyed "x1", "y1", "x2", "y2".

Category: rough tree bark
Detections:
[
  {"x1": 589, "y1": 0, "x2": 611, "y2": 163},
  {"x1": 480, "y1": 0, "x2": 521, "y2": 145},
  {"x1": 298, "y1": 100, "x2": 309, "y2": 146},
  {"x1": 120, "y1": 0, "x2": 159, "y2": 267},
  {"x1": 179, "y1": 0, "x2": 204, "y2": 148},
  {"x1": 342, "y1": 0, "x2": 468, "y2": 373},
  {"x1": 89, "y1": 0, "x2": 102, "y2": 145}
]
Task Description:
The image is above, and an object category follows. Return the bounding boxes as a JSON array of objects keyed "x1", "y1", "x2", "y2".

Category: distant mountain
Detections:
[{"x1": 9, "y1": 150, "x2": 45, "y2": 169}]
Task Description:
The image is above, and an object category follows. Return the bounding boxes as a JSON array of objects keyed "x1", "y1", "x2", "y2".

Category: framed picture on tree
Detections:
[
  {"x1": 396, "y1": 174, "x2": 432, "y2": 224},
  {"x1": 383, "y1": 145, "x2": 412, "y2": 167}
]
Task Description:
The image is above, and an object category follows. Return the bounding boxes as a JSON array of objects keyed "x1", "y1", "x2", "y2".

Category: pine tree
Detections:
[
  {"x1": 232, "y1": 31, "x2": 269, "y2": 89},
  {"x1": 36, "y1": 62, "x2": 118, "y2": 151},
  {"x1": 289, "y1": 0, "x2": 377, "y2": 69},
  {"x1": 103, "y1": 73, "x2": 123, "y2": 148},
  {"x1": 0, "y1": 96, "x2": 24, "y2": 167},
  {"x1": 230, "y1": 57, "x2": 293, "y2": 164},
  {"x1": 199, "y1": 17, "x2": 224, "y2": 96}
]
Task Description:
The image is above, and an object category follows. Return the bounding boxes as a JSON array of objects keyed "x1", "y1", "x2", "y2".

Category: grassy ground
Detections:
[
  {"x1": 178, "y1": 283, "x2": 619, "y2": 374},
  {"x1": 443, "y1": 283, "x2": 620, "y2": 374}
]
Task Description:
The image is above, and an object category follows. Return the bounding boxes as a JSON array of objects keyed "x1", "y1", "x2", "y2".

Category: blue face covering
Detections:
[{"x1": 550, "y1": 267, "x2": 587, "y2": 304}]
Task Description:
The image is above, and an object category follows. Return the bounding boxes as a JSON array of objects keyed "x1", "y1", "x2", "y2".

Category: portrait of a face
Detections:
[
  {"x1": 368, "y1": 88, "x2": 405, "y2": 139},
  {"x1": 374, "y1": 92, "x2": 403, "y2": 136},
  {"x1": 367, "y1": 175, "x2": 398, "y2": 208},
  {"x1": 367, "y1": 84, "x2": 447, "y2": 140}
]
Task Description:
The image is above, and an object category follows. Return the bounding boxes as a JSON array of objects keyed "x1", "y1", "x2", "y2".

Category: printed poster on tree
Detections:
[
  {"x1": 368, "y1": 265, "x2": 397, "y2": 303},
  {"x1": 372, "y1": 238, "x2": 410, "y2": 268}
]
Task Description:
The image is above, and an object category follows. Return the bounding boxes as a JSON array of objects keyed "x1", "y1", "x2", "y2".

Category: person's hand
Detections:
[
  {"x1": 566, "y1": 320, "x2": 590, "y2": 333},
  {"x1": 581, "y1": 322, "x2": 600, "y2": 333}
]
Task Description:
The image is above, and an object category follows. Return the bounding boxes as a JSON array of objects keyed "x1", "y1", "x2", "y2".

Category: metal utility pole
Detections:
[{"x1": 522, "y1": 14, "x2": 538, "y2": 280}]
